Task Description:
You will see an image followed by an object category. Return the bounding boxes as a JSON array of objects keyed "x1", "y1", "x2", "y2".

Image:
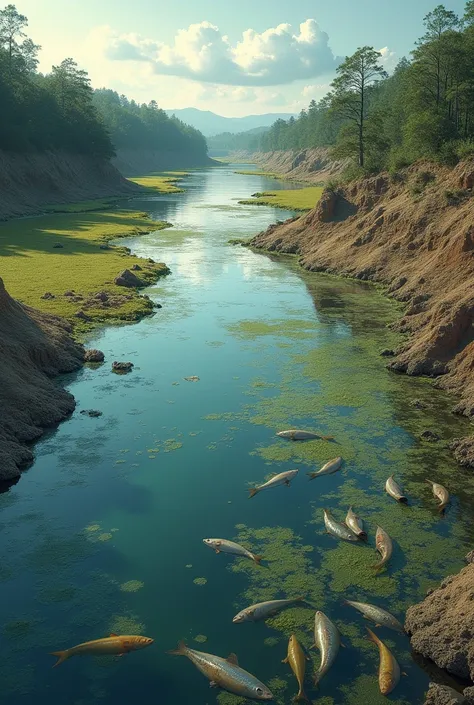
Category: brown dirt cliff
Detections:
[
  {"x1": 232, "y1": 147, "x2": 350, "y2": 182},
  {"x1": 0, "y1": 277, "x2": 84, "y2": 483},
  {"x1": 250, "y1": 159, "x2": 474, "y2": 463}
]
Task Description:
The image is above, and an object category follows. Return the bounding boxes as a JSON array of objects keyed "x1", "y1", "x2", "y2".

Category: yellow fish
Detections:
[
  {"x1": 367, "y1": 628, "x2": 401, "y2": 695},
  {"x1": 282, "y1": 634, "x2": 311, "y2": 702},
  {"x1": 50, "y1": 633, "x2": 153, "y2": 667}
]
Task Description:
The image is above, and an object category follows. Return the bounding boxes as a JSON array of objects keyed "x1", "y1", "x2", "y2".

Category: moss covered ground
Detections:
[
  {"x1": 127, "y1": 172, "x2": 188, "y2": 193},
  {"x1": 238, "y1": 186, "x2": 323, "y2": 211}
]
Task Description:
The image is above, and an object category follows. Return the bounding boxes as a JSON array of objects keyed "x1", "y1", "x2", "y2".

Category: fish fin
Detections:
[
  {"x1": 284, "y1": 479, "x2": 291, "y2": 486},
  {"x1": 282, "y1": 657, "x2": 289, "y2": 664},
  {"x1": 402, "y1": 672, "x2": 408, "y2": 677},
  {"x1": 167, "y1": 640, "x2": 187, "y2": 656},
  {"x1": 210, "y1": 681, "x2": 219, "y2": 688},
  {"x1": 309, "y1": 643, "x2": 316, "y2": 650},
  {"x1": 215, "y1": 548, "x2": 221, "y2": 554},
  {"x1": 226, "y1": 653, "x2": 239, "y2": 666},
  {"x1": 307, "y1": 473, "x2": 316, "y2": 480},
  {"x1": 50, "y1": 650, "x2": 69, "y2": 668},
  {"x1": 253, "y1": 555, "x2": 264, "y2": 565},
  {"x1": 294, "y1": 690, "x2": 311, "y2": 703},
  {"x1": 248, "y1": 488, "x2": 259, "y2": 499},
  {"x1": 110, "y1": 633, "x2": 118, "y2": 637}
]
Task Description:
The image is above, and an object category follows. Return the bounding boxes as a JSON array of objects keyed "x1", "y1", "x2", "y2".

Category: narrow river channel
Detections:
[{"x1": 1, "y1": 164, "x2": 473, "y2": 705}]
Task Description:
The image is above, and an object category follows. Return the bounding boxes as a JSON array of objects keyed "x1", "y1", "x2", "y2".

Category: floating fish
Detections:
[
  {"x1": 385, "y1": 475, "x2": 408, "y2": 503},
  {"x1": 307, "y1": 457, "x2": 342, "y2": 480},
  {"x1": 203, "y1": 538, "x2": 262, "y2": 565},
  {"x1": 168, "y1": 641, "x2": 273, "y2": 700},
  {"x1": 283, "y1": 634, "x2": 311, "y2": 703},
  {"x1": 277, "y1": 430, "x2": 334, "y2": 441},
  {"x1": 312, "y1": 611, "x2": 340, "y2": 686},
  {"x1": 50, "y1": 634, "x2": 153, "y2": 667},
  {"x1": 233, "y1": 597, "x2": 305, "y2": 623},
  {"x1": 344, "y1": 600, "x2": 404, "y2": 633},
  {"x1": 425, "y1": 479, "x2": 449, "y2": 512},
  {"x1": 248, "y1": 469, "x2": 299, "y2": 498},
  {"x1": 374, "y1": 526, "x2": 393, "y2": 570},
  {"x1": 367, "y1": 628, "x2": 401, "y2": 695},
  {"x1": 323, "y1": 509, "x2": 360, "y2": 542},
  {"x1": 345, "y1": 507, "x2": 367, "y2": 540}
]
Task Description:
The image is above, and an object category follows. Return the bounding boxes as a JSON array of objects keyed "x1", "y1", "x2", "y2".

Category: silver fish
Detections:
[
  {"x1": 385, "y1": 475, "x2": 408, "y2": 503},
  {"x1": 345, "y1": 507, "x2": 367, "y2": 539},
  {"x1": 313, "y1": 611, "x2": 340, "y2": 685},
  {"x1": 168, "y1": 641, "x2": 273, "y2": 700},
  {"x1": 248, "y1": 469, "x2": 299, "y2": 498},
  {"x1": 344, "y1": 600, "x2": 404, "y2": 633},
  {"x1": 374, "y1": 526, "x2": 393, "y2": 570},
  {"x1": 307, "y1": 457, "x2": 342, "y2": 480},
  {"x1": 277, "y1": 430, "x2": 334, "y2": 441},
  {"x1": 203, "y1": 538, "x2": 262, "y2": 564},
  {"x1": 233, "y1": 596, "x2": 305, "y2": 623},
  {"x1": 323, "y1": 509, "x2": 360, "y2": 542},
  {"x1": 425, "y1": 479, "x2": 449, "y2": 512}
]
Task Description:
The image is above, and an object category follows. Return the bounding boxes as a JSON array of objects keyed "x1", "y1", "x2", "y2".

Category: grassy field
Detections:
[
  {"x1": 127, "y1": 172, "x2": 188, "y2": 193},
  {"x1": 239, "y1": 186, "x2": 324, "y2": 211},
  {"x1": 0, "y1": 208, "x2": 171, "y2": 332}
]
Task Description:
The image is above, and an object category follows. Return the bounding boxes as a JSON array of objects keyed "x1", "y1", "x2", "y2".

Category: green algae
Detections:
[
  {"x1": 120, "y1": 580, "x2": 144, "y2": 592},
  {"x1": 228, "y1": 319, "x2": 318, "y2": 340},
  {"x1": 109, "y1": 614, "x2": 145, "y2": 635},
  {"x1": 193, "y1": 634, "x2": 208, "y2": 643},
  {"x1": 263, "y1": 637, "x2": 280, "y2": 646},
  {"x1": 3, "y1": 620, "x2": 34, "y2": 638},
  {"x1": 98, "y1": 533, "x2": 113, "y2": 542},
  {"x1": 85, "y1": 524, "x2": 101, "y2": 533},
  {"x1": 193, "y1": 577, "x2": 208, "y2": 586},
  {"x1": 38, "y1": 585, "x2": 77, "y2": 604},
  {"x1": 339, "y1": 674, "x2": 411, "y2": 705}
]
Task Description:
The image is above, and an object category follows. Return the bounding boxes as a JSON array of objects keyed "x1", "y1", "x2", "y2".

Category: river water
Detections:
[{"x1": 1, "y1": 165, "x2": 473, "y2": 705}]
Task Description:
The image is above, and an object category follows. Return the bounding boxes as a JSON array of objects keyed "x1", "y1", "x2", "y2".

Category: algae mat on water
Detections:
[
  {"x1": 0, "y1": 209, "x2": 170, "y2": 329},
  {"x1": 239, "y1": 186, "x2": 323, "y2": 211},
  {"x1": 127, "y1": 172, "x2": 188, "y2": 193}
]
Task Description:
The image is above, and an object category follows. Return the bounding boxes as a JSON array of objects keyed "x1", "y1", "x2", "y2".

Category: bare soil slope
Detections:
[
  {"x1": 0, "y1": 277, "x2": 84, "y2": 483},
  {"x1": 232, "y1": 148, "x2": 350, "y2": 182},
  {"x1": 251, "y1": 160, "x2": 474, "y2": 461},
  {"x1": 0, "y1": 150, "x2": 138, "y2": 221}
]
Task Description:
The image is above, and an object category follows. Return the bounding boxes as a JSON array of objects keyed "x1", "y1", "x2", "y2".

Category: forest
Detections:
[
  {"x1": 0, "y1": 4, "x2": 207, "y2": 159},
  {"x1": 257, "y1": 2, "x2": 474, "y2": 173}
]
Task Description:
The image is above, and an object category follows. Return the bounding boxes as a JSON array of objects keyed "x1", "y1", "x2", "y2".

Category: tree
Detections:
[
  {"x1": 0, "y1": 3, "x2": 26, "y2": 68},
  {"x1": 330, "y1": 46, "x2": 387, "y2": 167}
]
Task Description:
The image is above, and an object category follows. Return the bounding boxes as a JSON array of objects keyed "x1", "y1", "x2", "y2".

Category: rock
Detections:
[
  {"x1": 84, "y1": 349, "x2": 105, "y2": 363},
  {"x1": 112, "y1": 361, "x2": 134, "y2": 374},
  {"x1": 64, "y1": 290, "x2": 75, "y2": 297},
  {"x1": 421, "y1": 429, "x2": 441, "y2": 442},
  {"x1": 147, "y1": 258, "x2": 155, "y2": 264},
  {"x1": 424, "y1": 683, "x2": 466, "y2": 705},
  {"x1": 41, "y1": 292, "x2": 55, "y2": 300},
  {"x1": 94, "y1": 291, "x2": 109, "y2": 302},
  {"x1": 449, "y1": 438, "x2": 474, "y2": 468},
  {"x1": 74, "y1": 310, "x2": 90, "y2": 321},
  {"x1": 465, "y1": 550, "x2": 474, "y2": 564},
  {"x1": 99, "y1": 244, "x2": 109, "y2": 250},
  {"x1": 405, "y1": 563, "x2": 474, "y2": 680},
  {"x1": 380, "y1": 348, "x2": 395, "y2": 357},
  {"x1": 463, "y1": 687, "x2": 474, "y2": 705},
  {"x1": 153, "y1": 302, "x2": 163, "y2": 309},
  {"x1": 411, "y1": 399, "x2": 428, "y2": 410},
  {"x1": 52, "y1": 243, "x2": 64, "y2": 249},
  {"x1": 114, "y1": 269, "x2": 145, "y2": 288},
  {"x1": 80, "y1": 409, "x2": 103, "y2": 418},
  {"x1": 131, "y1": 264, "x2": 142, "y2": 271}
]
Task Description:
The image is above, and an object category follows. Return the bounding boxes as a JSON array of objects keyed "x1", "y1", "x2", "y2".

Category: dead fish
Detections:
[
  {"x1": 50, "y1": 633, "x2": 153, "y2": 667},
  {"x1": 385, "y1": 475, "x2": 408, "y2": 503},
  {"x1": 203, "y1": 538, "x2": 262, "y2": 565},
  {"x1": 277, "y1": 429, "x2": 334, "y2": 441},
  {"x1": 248, "y1": 469, "x2": 299, "y2": 498},
  {"x1": 344, "y1": 600, "x2": 404, "y2": 633},
  {"x1": 323, "y1": 508, "x2": 360, "y2": 542},
  {"x1": 307, "y1": 457, "x2": 342, "y2": 480},
  {"x1": 367, "y1": 628, "x2": 401, "y2": 695},
  {"x1": 374, "y1": 526, "x2": 393, "y2": 570},
  {"x1": 233, "y1": 596, "x2": 305, "y2": 623},
  {"x1": 168, "y1": 641, "x2": 273, "y2": 700},
  {"x1": 313, "y1": 611, "x2": 340, "y2": 686},
  {"x1": 345, "y1": 507, "x2": 367, "y2": 540},
  {"x1": 283, "y1": 634, "x2": 311, "y2": 703},
  {"x1": 425, "y1": 479, "x2": 449, "y2": 512}
]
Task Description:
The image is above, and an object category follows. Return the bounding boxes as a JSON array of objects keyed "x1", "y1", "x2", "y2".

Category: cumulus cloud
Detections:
[
  {"x1": 98, "y1": 19, "x2": 339, "y2": 86},
  {"x1": 378, "y1": 46, "x2": 397, "y2": 72},
  {"x1": 302, "y1": 83, "x2": 330, "y2": 98}
]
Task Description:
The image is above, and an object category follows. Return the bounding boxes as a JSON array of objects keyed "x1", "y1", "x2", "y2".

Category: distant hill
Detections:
[
  {"x1": 164, "y1": 108, "x2": 295, "y2": 137},
  {"x1": 207, "y1": 126, "x2": 269, "y2": 156}
]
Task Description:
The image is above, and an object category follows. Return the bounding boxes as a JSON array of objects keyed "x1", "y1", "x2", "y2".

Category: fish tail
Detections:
[
  {"x1": 372, "y1": 559, "x2": 385, "y2": 571},
  {"x1": 252, "y1": 554, "x2": 264, "y2": 565},
  {"x1": 359, "y1": 531, "x2": 368, "y2": 541},
  {"x1": 167, "y1": 640, "x2": 188, "y2": 656},
  {"x1": 399, "y1": 496, "x2": 408, "y2": 504},
  {"x1": 296, "y1": 595, "x2": 306, "y2": 602},
  {"x1": 306, "y1": 472, "x2": 316, "y2": 480},
  {"x1": 50, "y1": 650, "x2": 69, "y2": 668},
  {"x1": 294, "y1": 688, "x2": 311, "y2": 703},
  {"x1": 366, "y1": 628, "x2": 379, "y2": 645},
  {"x1": 425, "y1": 479, "x2": 434, "y2": 486},
  {"x1": 248, "y1": 488, "x2": 259, "y2": 499}
]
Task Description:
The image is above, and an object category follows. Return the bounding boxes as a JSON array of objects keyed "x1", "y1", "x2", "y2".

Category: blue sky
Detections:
[{"x1": 17, "y1": 0, "x2": 468, "y2": 116}]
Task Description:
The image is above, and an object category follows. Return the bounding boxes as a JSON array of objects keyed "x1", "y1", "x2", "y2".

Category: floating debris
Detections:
[{"x1": 184, "y1": 376, "x2": 200, "y2": 382}]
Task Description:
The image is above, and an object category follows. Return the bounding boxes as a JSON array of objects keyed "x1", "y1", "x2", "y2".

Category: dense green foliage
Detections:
[
  {"x1": 258, "y1": 2, "x2": 474, "y2": 172},
  {"x1": 207, "y1": 126, "x2": 269, "y2": 154},
  {"x1": 0, "y1": 4, "x2": 207, "y2": 159}
]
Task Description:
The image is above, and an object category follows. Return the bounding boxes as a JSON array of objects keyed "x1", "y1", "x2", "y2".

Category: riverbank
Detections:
[
  {"x1": 239, "y1": 185, "x2": 323, "y2": 211},
  {"x1": 250, "y1": 159, "x2": 474, "y2": 467},
  {"x1": 230, "y1": 147, "x2": 350, "y2": 183}
]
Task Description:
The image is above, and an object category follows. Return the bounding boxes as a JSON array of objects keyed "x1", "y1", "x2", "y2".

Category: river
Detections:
[{"x1": 0, "y1": 164, "x2": 473, "y2": 705}]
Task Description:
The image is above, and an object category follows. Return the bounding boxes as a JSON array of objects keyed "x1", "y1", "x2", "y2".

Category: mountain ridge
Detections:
[{"x1": 164, "y1": 107, "x2": 295, "y2": 136}]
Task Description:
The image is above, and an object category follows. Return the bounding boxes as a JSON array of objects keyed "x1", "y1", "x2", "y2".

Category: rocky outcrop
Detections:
[
  {"x1": 424, "y1": 683, "x2": 467, "y2": 705},
  {"x1": 405, "y1": 563, "x2": 474, "y2": 681},
  {"x1": 0, "y1": 277, "x2": 84, "y2": 482},
  {"x1": 232, "y1": 147, "x2": 350, "y2": 183},
  {"x1": 114, "y1": 269, "x2": 146, "y2": 288},
  {"x1": 250, "y1": 159, "x2": 474, "y2": 464},
  {"x1": 112, "y1": 361, "x2": 133, "y2": 373},
  {"x1": 84, "y1": 349, "x2": 105, "y2": 363}
]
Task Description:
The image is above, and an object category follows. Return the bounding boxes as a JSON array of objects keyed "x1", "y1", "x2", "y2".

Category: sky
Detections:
[{"x1": 14, "y1": 0, "x2": 468, "y2": 117}]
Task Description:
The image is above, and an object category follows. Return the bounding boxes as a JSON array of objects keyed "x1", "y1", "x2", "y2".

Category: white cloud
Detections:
[
  {"x1": 96, "y1": 19, "x2": 339, "y2": 86},
  {"x1": 378, "y1": 46, "x2": 397, "y2": 72},
  {"x1": 302, "y1": 83, "x2": 330, "y2": 98}
]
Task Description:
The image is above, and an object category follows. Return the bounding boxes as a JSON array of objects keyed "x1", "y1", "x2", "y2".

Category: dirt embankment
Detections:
[
  {"x1": 0, "y1": 150, "x2": 139, "y2": 221},
  {"x1": 0, "y1": 277, "x2": 85, "y2": 484},
  {"x1": 250, "y1": 159, "x2": 474, "y2": 464},
  {"x1": 231, "y1": 147, "x2": 350, "y2": 182},
  {"x1": 113, "y1": 149, "x2": 216, "y2": 177}
]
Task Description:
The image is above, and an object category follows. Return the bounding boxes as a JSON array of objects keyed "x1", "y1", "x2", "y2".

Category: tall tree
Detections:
[
  {"x1": 330, "y1": 46, "x2": 387, "y2": 167},
  {"x1": 0, "y1": 3, "x2": 26, "y2": 69}
]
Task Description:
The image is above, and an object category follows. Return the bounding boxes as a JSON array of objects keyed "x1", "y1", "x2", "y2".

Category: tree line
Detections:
[
  {"x1": 0, "y1": 4, "x2": 208, "y2": 159},
  {"x1": 257, "y1": 2, "x2": 474, "y2": 173}
]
